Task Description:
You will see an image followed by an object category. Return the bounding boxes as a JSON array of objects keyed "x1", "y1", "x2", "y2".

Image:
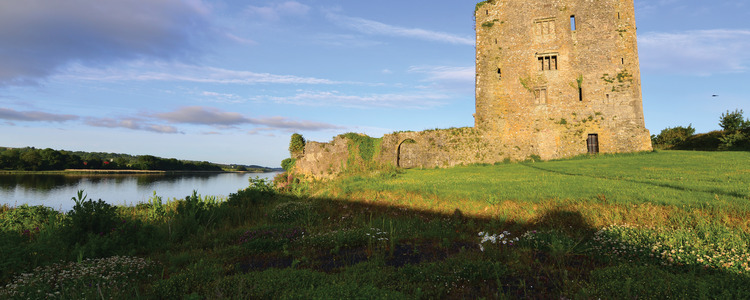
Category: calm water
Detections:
[{"x1": 0, "y1": 172, "x2": 280, "y2": 211}]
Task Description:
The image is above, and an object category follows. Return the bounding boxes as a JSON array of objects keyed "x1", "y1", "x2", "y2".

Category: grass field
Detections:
[{"x1": 1, "y1": 150, "x2": 749, "y2": 298}]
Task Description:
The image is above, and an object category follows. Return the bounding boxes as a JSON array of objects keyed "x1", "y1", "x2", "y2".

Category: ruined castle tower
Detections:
[{"x1": 474, "y1": 0, "x2": 652, "y2": 159}]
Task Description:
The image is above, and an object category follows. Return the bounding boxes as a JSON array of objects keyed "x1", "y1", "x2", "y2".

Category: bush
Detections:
[
  {"x1": 227, "y1": 177, "x2": 276, "y2": 207},
  {"x1": 281, "y1": 158, "x2": 295, "y2": 172},
  {"x1": 64, "y1": 191, "x2": 119, "y2": 247},
  {"x1": 0, "y1": 205, "x2": 59, "y2": 235},
  {"x1": 651, "y1": 125, "x2": 696, "y2": 149},
  {"x1": 289, "y1": 133, "x2": 306, "y2": 157},
  {"x1": 719, "y1": 109, "x2": 750, "y2": 132},
  {"x1": 718, "y1": 109, "x2": 750, "y2": 150},
  {"x1": 672, "y1": 131, "x2": 723, "y2": 151}
]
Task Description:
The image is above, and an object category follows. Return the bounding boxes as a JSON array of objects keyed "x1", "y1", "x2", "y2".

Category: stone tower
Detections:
[{"x1": 474, "y1": 0, "x2": 652, "y2": 159}]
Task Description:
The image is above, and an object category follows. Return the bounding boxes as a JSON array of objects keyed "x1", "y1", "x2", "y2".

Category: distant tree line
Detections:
[
  {"x1": 0, "y1": 147, "x2": 223, "y2": 172},
  {"x1": 652, "y1": 109, "x2": 750, "y2": 151}
]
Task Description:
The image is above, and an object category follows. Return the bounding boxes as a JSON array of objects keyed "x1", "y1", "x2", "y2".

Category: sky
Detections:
[{"x1": 1, "y1": 0, "x2": 748, "y2": 167}]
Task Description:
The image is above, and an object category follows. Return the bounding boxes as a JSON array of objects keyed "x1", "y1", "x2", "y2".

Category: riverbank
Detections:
[{"x1": 0, "y1": 169, "x2": 272, "y2": 175}]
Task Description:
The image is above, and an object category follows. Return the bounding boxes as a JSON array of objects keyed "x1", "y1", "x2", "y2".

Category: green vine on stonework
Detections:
[
  {"x1": 482, "y1": 19, "x2": 499, "y2": 28},
  {"x1": 338, "y1": 133, "x2": 382, "y2": 163},
  {"x1": 616, "y1": 70, "x2": 633, "y2": 83},
  {"x1": 576, "y1": 74, "x2": 584, "y2": 88}
]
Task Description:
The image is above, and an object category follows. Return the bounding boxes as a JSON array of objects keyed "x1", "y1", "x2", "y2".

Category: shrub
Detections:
[
  {"x1": 289, "y1": 133, "x2": 306, "y2": 157},
  {"x1": 718, "y1": 109, "x2": 750, "y2": 150},
  {"x1": 281, "y1": 158, "x2": 295, "y2": 172},
  {"x1": 719, "y1": 109, "x2": 750, "y2": 132},
  {"x1": 651, "y1": 125, "x2": 696, "y2": 149},
  {"x1": 0, "y1": 205, "x2": 59, "y2": 235},
  {"x1": 64, "y1": 191, "x2": 118, "y2": 246},
  {"x1": 672, "y1": 131, "x2": 722, "y2": 151},
  {"x1": 719, "y1": 130, "x2": 750, "y2": 150}
]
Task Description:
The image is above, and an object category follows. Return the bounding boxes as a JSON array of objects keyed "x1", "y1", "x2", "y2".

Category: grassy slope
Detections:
[
  {"x1": 329, "y1": 151, "x2": 750, "y2": 230},
  {"x1": 2, "y1": 150, "x2": 750, "y2": 299}
]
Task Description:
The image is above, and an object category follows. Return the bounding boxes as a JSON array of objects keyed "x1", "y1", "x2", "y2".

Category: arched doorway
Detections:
[{"x1": 397, "y1": 139, "x2": 418, "y2": 168}]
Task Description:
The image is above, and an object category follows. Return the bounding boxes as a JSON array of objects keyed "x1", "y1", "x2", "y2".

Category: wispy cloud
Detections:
[
  {"x1": 408, "y1": 66, "x2": 474, "y2": 83},
  {"x1": 639, "y1": 29, "x2": 750, "y2": 75},
  {"x1": 0, "y1": 0, "x2": 212, "y2": 86},
  {"x1": 85, "y1": 117, "x2": 181, "y2": 134},
  {"x1": 325, "y1": 13, "x2": 473, "y2": 45},
  {"x1": 156, "y1": 106, "x2": 247, "y2": 126},
  {"x1": 200, "y1": 91, "x2": 245, "y2": 104},
  {"x1": 268, "y1": 90, "x2": 450, "y2": 109},
  {"x1": 60, "y1": 62, "x2": 343, "y2": 85},
  {"x1": 154, "y1": 106, "x2": 343, "y2": 131},
  {"x1": 0, "y1": 107, "x2": 78, "y2": 122},
  {"x1": 244, "y1": 1, "x2": 310, "y2": 22}
]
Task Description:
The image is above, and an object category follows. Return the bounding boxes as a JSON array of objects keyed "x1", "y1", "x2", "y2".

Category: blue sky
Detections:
[{"x1": 1, "y1": 0, "x2": 748, "y2": 167}]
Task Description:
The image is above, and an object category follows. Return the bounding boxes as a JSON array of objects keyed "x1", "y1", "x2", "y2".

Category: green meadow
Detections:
[{"x1": 2, "y1": 150, "x2": 750, "y2": 298}]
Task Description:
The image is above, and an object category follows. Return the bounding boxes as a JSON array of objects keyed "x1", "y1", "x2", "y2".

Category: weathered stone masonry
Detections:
[{"x1": 296, "y1": 0, "x2": 652, "y2": 179}]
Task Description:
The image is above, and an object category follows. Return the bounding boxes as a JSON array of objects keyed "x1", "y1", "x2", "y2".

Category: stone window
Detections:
[
  {"x1": 570, "y1": 15, "x2": 577, "y2": 31},
  {"x1": 534, "y1": 18, "x2": 556, "y2": 36},
  {"x1": 587, "y1": 134, "x2": 599, "y2": 154},
  {"x1": 578, "y1": 87, "x2": 583, "y2": 102},
  {"x1": 497, "y1": 68, "x2": 502, "y2": 80},
  {"x1": 534, "y1": 87, "x2": 547, "y2": 104},
  {"x1": 537, "y1": 54, "x2": 558, "y2": 71}
]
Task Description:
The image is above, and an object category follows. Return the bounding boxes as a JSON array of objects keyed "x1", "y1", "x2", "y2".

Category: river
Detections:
[{"x1": 0, "y1": 172, "x2": 280, "y2": 212}]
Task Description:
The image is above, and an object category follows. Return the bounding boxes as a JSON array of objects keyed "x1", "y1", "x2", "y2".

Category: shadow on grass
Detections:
[{"x1": 3, "y1": 187, "x2": 750, "y2": 299}]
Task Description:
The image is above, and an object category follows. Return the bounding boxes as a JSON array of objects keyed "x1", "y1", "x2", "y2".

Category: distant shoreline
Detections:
[{"x1": 0, "y1": 169, "x2": 276, "y2": 175}]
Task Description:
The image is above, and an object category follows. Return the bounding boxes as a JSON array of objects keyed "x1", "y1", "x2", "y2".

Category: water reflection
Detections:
[{"x1": 0, "y1": 172, "x2": 279, "y2": 211}]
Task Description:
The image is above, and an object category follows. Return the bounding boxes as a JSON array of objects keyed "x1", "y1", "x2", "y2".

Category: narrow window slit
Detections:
[{"x1": 570, "y1": 15, "x2": 576, "y2": 31}]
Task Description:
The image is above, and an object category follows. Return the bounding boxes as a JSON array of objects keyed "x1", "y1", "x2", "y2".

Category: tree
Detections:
[
  {"x1": 288, "y1": 133, "x2": 306, "y2": 158},
  {"x1": 717, "y1": 109, "x2": 750, "y2": 150},
  {"x1": 651, "y1": 125, "x2": 695, "y2": 150},
  {"x1": 0, "y1": 149, "x2": 21, "y2": 170},
  {"x1": 719, "y1": 109, "x2": 750, "y2": 132},
  {"x1": 20, "y1": 149, "x2": 43, "y2": 171}
]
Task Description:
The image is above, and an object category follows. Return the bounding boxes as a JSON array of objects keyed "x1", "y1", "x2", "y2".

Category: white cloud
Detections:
[
  {"x1": 268, "y1": 90, "x2": 449, "y2": 109},
  {"x1": 408, "y1": 66, "x2": 474, "y2": 82},
  {"x1": 60, "y1": 61, "x2": 342, "y2": 85},
  {"x1": 639, "y1": 29, "x2": 750, "y2": 75},
  {"x1": 154, "y1": 106, "x2": 343, "y2": 131},
  {"x1": 325, "y1": 13, "x2": 474, "y2": 45},
  {"x1": 85, "y1": 117, "x2": 181, "y2": 134},
  {"x1": 0, "y1": 0, "x2": 212, "y2": 86},
  {"x1": 0, "y1": 107, "x2": 78, "y2": 122},
  {"x1": 245, "y1": 1, "x2": 310, "y2": 22}
]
